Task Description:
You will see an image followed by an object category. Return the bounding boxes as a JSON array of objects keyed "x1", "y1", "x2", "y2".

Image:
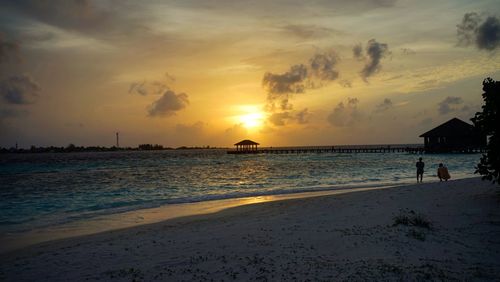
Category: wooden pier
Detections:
[{"x1": 227, "y1": 145, "x2": 427, "y2": 155}]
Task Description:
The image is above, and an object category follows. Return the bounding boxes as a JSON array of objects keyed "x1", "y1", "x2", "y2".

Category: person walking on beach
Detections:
[
  {"x1": 437, "y1": 163, "x2": 451, "y2": 181},
  {"x1": 416, "y1": 157, "x2": 424, "y2": 183}
]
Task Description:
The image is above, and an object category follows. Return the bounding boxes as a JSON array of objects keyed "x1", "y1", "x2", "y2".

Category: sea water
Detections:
[{"x1": 0, "y1": 149, "x2": 481, "y2": 234}]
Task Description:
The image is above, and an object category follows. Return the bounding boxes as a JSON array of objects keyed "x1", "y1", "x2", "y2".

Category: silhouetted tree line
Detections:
[
  {"x1": 0, "y1": 144, "x2": 218, "y2": 153},
  {"x1": 472, "y1": 77, "x2": 499, "y2": 184},
  {"x1": 138, "y1": 144, "x2": 166, "y2": 150}
]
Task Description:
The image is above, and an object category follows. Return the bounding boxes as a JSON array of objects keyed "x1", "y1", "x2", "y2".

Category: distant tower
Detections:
[
  {"x1": 116, "y1": 132, "x2": 119, "y2": 148},
  {"x1": 15, "y1": 142, "x2": 18, "y2": 150}
]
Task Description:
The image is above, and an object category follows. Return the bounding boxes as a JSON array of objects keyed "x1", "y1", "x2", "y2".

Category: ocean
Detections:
[{"x1": 0, "y1": 149, "x2": 482, "y2": 235}]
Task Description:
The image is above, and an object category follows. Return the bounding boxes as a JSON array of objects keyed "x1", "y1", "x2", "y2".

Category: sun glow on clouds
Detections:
[{"x1": 234, "y1": 105, "x2": 266, "y2": 130}]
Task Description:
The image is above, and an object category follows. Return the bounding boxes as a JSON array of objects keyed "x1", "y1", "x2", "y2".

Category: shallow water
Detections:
[{"x1": 0, "y1": 149, "x2": 481, "y2": 234}]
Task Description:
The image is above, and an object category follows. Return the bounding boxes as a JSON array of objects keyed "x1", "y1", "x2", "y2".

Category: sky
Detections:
[{"x1": 0, "y1": 0, "x2": 499, "y2": 148}]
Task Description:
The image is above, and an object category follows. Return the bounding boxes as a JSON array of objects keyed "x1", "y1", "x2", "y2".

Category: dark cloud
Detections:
[
  {"x1": 281, "y1": 24, "x2": 340, "y2": 39},
  {"x1": 148, "y1": 90, "x2": 189, "y2": 117},
  {"x1": 347, "y1": 97, "x2": 358, "y2": 106},
  {"x1": 360, "y1": 39, "x2": 390, "y2": 80},
  {"x1": 327, "y1": 97, "x2": 361, "y2": 127},
  {"x1": 263, "y1": 64, "x2": 308, "y2": 95},
  {"x1": 339, "y1": 79, "x2": 352, "y2": 88},
  {"x1": 2, "y1": 0, "x2": 152, "y2": 43},
  {"x1": 3, "y1": 0, "x2": 107, "y2": 33},
  {"x1": 263, "y1": 64, "x2": 307, "y2": 112},
  {"x1": 129, "y1": 81, "x2": 148, "y2": 96},
  {"x1": 268, "y1": 112, "x2": 291, "y2": 126},
  {"x1": 0, "y1": 33, "x2": 21, "y2": 64},
  {"x1": 296, "y1": 108, "x2": 310, "y2": 124},
  {"x1": 129, "y1": 73, "x2": 176, "y2": 96},
  {"x1": 0, "y1": 74, "x2": 40, "y2": 104},
  {"x1": 352, "y1": 44, "x2": 364, "y2": 60},
  {"x1": 401, "y1": 48, "x2": 416, "y2": 55},
  {"x1": 438, "y1": 96, "x2": 463, "y2": 115},
  {"x1": 309, "y1": 52, "x2": 339, "y2": 81},
  {"x1": 263, "y1": 50, "x2": 340, "y2": 113},
  {"x1": 457, "y1": 13, "x2": 500, "y2": 51},
  {"x1": 129, "y1": 81, "x2": 168, "y2": 96},
  {"x1": 375, "y1": 98, "x2": 393, "y2": 113},
  {"x1": 268, "y1": 108, "x2": 310, "y2": 126}
]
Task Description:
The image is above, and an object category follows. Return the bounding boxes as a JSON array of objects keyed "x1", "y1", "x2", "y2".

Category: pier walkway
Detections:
[
  {"x1": 227, "y1": 145, "x2": 425, "y2": 154},
  {"x1": 227, "y1": 144, "x2": 486, "y2": 154}
]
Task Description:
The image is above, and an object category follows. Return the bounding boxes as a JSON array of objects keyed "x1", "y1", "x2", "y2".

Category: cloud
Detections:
[
  {"x1": 457, "y1": 13, "x2": 500, "y2": 51},
  {"x1": 375, "y1": 98, "x2": 393, "y2": 113},
  {"x1": 352, "y1": 43, "x2": 364, "y2": 60},
  {"x1": 0, "y1": 33, "x2": 21, "y2": 64},
  {"x1": 129, "y1": 80, "x2": 168, "y2": 96},
  {"x1": 267, "y1": 108, "x2": 310, "y2": 126},
  {"x1": 4, "y1": 0, "x2": 108, "y2": 34},
  {"x1": 263, "y1": 64, "x2": 308, "y2": 96},
  {"x1": 263, "y1": 50, "x2": 340, "y2": 113},
  {"x1": 131, "y1": 72, "x2": 187, "y2": 117},
  {"x1": 263, "y1": 64, "x2": 307, "y2": 112},
  {"x1": 459, "y1": 103, "x2": 481, "y2": 120},
  {"x1": 296, "y1": 108, "x2": 310, "y2": 124},
  {"x1": 309, "y1": 52, "x2": 339, "y2": 81},
  {"x1": 339, "y1": 79, "x2": 352, "y2": 88},
  {"x1": 327, "y1": 97, "x2": 361, "y2": 127},
  {"x1": 281, "y1": 24, "x2": 340, "y2": 39},
  {"x1": 2, "y1": 0, "x2": 154, "y2": 46},
  {"x1": 438, "y1": 96, "x2": 463, "y2": 115},
  {"x1": 129, "y1": 73, "x2": 175, "y2": 96},
  {"x1": 360, "y1": 39, "x2": 390, "y2": 80},
  {"x1": 129, "y1": 81, "x2": 149, "y2": 96},
  {"x1": 148, "y1": 90, "x2": 189, "y2": 117},
  {"x1": 0, "y1": 74, "x2": 40, "y2": 104},
  {"x1": 268, "y1": 112, "x2": 291, "y2": 126},
  {"x1": 401, "y1": 48, "x2": 416, "y2": 55}
]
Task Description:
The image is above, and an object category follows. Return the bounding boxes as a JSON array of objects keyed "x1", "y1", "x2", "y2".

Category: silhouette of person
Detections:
[
  {"x1": 437, "y1": 163, "x2": 450, "y2": 182},
  {"x1": 416, "y1": 157, "x2": 424, "y2": 183}
]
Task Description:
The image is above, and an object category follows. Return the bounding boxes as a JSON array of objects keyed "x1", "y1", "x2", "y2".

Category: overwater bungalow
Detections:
[{"x1": 419, "y1": 118, "x2": 486, "y2": 153}]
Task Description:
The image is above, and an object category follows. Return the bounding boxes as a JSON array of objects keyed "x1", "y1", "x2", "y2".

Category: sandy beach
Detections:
[{"x1": 1, "y1": 177, "x2": 500, "y2": 281}]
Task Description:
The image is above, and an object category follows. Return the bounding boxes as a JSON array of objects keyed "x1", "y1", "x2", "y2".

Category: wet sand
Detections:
[{"x1": 1, "y1": 177, "x2": 500, "y2": 281}]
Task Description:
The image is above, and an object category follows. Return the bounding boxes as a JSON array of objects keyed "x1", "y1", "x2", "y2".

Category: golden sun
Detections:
[
  {"x1": 235, "y1": 106, "x2": 265, "y2": 129},
  {"x1": 239, "y1": 112, "x2": 265, "y2": 129}
]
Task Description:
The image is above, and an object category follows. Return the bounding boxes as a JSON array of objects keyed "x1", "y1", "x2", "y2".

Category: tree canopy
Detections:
[{"x1": 471, "y1": 77, "x2": 500, "y2": 184}]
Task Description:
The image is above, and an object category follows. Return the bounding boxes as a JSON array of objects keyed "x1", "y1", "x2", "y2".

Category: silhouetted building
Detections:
[
  {"x1": 234, "y1": 139, "x2": 259, "y2": 152},
  {"x1": 419, "y1": 118, "x2": 486, "y2": 153}
]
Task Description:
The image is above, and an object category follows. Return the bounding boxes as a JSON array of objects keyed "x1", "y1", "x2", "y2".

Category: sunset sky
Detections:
[{"x1": 0, "y1": 0, "x2": 499, "y2": 148}]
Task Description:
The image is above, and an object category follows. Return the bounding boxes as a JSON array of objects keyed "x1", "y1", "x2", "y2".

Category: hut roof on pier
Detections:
[
  {"x1": 419, "y1": 118, "x2": 478, "y2": 137},
  {"x1": 234, "y1": 139, "x2": 259, "y2": 146}
]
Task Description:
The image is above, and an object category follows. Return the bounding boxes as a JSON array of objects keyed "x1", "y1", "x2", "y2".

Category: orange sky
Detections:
[{"x1": 0, "y1": 0, "x2": 499, "y2": 148}]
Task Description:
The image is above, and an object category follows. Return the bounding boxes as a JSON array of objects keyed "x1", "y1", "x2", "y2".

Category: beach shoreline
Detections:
[
  {"x1": 1, "y1": 182, "x2": 403, "y2": 254},
  {"x1": 2, "y1": 177, "x2": 500, "y2": 281}
]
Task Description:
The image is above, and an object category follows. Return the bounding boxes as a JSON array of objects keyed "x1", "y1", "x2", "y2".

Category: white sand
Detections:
[{"x1": 1, "y1": 177, "x2": 500, "y2": 281}]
